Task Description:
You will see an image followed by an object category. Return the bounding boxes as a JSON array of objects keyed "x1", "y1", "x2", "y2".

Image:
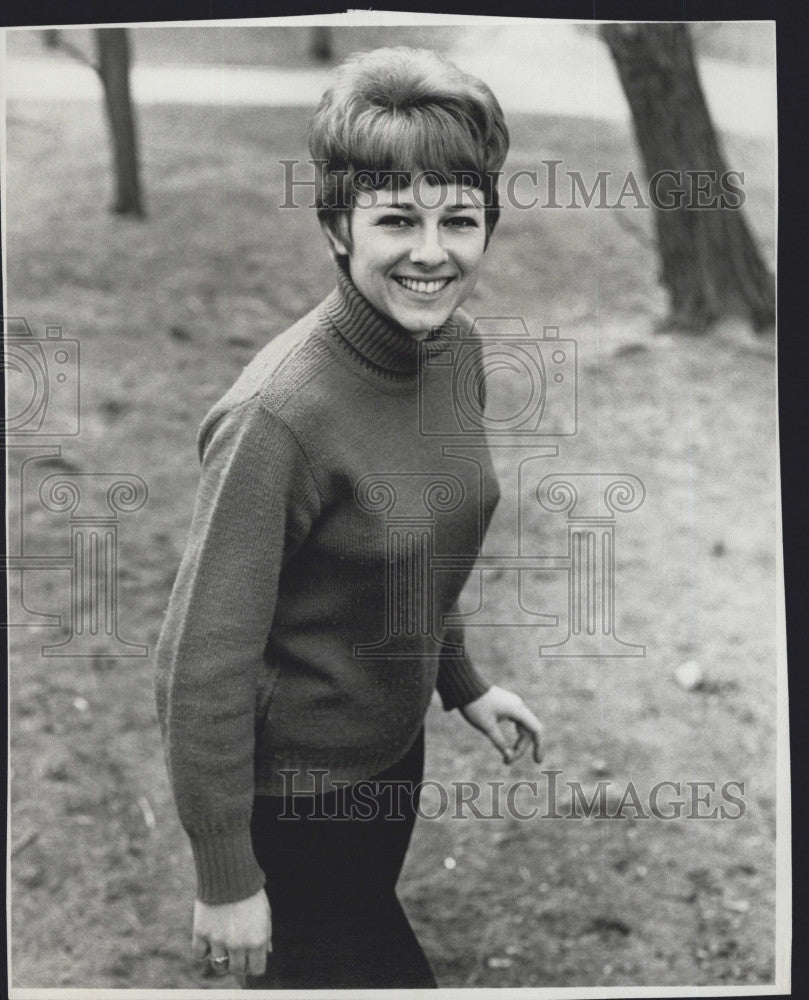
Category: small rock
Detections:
[
  {"x1": 72, "y1": 696, "x2": 89, "y2": 712},
  {"x1": 443, "y1": 856, "x2": 456, "y2": 870},
  {"x1": 674, "y1": 661, "x2": 704, "y2": 691},
  {"x1": 487, "y1": 956, "x2": 513, "y2": 969}
]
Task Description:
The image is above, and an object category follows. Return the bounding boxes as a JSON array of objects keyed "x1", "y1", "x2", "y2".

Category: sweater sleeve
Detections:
[
  {"x1": 435, "y1": 326, "x2": 493, "y2": 711},
  {"x1": 155, "y1": 397, "x2": 320, "y2": 904},
  {"x1": 435, "y1": 606, "x2": 491, "y2": 710}
]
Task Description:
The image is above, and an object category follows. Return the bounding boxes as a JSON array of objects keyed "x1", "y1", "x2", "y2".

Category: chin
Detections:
[
  {"x1": 392, "y1": 298, "x2": 456, "y2": 328},
  {"x1": 398, "y1": 310, "x2": 451, "y2": 334}
]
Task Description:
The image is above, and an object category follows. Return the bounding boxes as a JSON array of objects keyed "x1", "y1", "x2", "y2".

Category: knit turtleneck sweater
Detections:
[{"x1": 155, "y1": 262, "x2": 501, "y2": 905}]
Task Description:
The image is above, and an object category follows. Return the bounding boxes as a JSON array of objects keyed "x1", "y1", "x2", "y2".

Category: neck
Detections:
[{"x1": 321, "y1": 257, "x2": 457, "y2": 377}]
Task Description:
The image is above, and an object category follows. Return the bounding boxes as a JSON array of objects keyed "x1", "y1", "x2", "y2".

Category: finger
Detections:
[
  {"x1": 484, "y1": 723, "x2": 513, "y2": 763},
  {"x1": 228, "y1": 947, "x2": 247, "y2": 979},
  {"x1": 510, "y1": 724, "x2": 532, "y2": 762},
  {"x1": 510, "y1": 706, "x2": 543, "y2": 764},
  {"x1": 191, "y1": 933, "x2": 210, "y2": 960},
  {"x1": 209, "y1": 943, "x2": 230, "y2": 977},
  {"x1": 247, "y1": 946, "x2": 268, "y2": 977}
]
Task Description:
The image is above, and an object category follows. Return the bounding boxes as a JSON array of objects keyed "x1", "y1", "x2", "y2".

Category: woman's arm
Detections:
[
  {"x1": 435, "y1": 612, "x2": 490, "y2": 709},
  {"x1": 155, "y1": 396, "x2": 321, "y2": 905},
  {"x1": 436, "y1": 617, "x2": 542, "y2": 764}
]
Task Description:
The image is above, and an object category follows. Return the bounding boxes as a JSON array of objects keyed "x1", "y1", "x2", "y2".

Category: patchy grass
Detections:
[{"x1": 6, "y1": 95, "x2": 777, "y2": 989}]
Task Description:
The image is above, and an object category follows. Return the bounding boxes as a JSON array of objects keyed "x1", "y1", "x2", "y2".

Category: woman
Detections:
[{"x1": 155, "y1": 46, "x2": 543, "y2": 989}]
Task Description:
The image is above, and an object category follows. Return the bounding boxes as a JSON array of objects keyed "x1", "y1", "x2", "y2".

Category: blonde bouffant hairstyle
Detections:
[{"x1": 309, "y1": 47, "x2": 510, "y2": 250}]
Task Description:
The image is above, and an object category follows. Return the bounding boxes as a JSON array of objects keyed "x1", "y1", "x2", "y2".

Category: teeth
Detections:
[{"x1": 395, "y1": 277, "x2": 451, "y2": 294}]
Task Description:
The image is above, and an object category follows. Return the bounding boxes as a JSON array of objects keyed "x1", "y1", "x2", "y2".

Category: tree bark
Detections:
[
  {"x1": 601, "y1": 23, "x2": 774, "y2": 332},
  {"x1": 94, "y1": 28, "x2": 145, "y2": 217}
]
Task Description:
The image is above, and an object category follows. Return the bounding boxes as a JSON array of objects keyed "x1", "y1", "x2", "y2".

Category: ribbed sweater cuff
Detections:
[
  {"x1": 189, "y1": 827, "x2": 266, "y2": 904},
  {"x1": 437, "y1": 655, "x2": 491, "y2": 711}
]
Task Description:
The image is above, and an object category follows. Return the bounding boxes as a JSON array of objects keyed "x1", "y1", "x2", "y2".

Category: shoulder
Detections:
[{"x1": 197, "y1": 300, "x2": 335, "y2": 457}]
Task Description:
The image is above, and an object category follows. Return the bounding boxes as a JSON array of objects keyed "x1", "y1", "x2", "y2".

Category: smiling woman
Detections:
[
  {"x1": 328, "y1": 183, "x2": 487, "y2": 337},
  {"x1": 309, "y1": 47, "x2": 508, "y2": 341},
  {"x1": 155, "y1": 46, "x2": 543, "y2": 990}
]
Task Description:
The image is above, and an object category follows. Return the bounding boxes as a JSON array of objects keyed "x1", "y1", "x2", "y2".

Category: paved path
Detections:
[{"x1": 3, "y1": 22, "x2": 776, "y2": 138}]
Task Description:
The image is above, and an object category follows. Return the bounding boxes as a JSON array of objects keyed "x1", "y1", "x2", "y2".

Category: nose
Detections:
[{"x1": 409, "y1": 225, "x2": 449, "y2": 268}]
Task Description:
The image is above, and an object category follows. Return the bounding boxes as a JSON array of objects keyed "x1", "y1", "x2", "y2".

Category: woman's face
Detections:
[{"x1": 331, "y1": 181, "x2": 488, "y2": 337}]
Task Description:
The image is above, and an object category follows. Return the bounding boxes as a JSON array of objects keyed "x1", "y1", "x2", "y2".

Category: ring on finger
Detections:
[{"x1": 210, "y1": 954, "x2": 229, "y2": 969}]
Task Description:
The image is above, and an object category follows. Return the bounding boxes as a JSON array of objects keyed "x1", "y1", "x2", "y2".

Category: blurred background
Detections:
[{"x1": 5, "y1": 18, "x2": 780, "y2": 990}]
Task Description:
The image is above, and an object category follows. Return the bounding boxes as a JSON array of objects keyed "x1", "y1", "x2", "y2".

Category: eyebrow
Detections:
[{"x1": 378, "y1": 202, "x2": 479, "y2": 212}]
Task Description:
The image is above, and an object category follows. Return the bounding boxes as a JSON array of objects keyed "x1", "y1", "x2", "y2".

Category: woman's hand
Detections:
[
  {"x1": 192, "y1": 888, "x2": 271, "y2": 980},
  {"x1": 460, "y1": 685, "x2": 543, "y2": 765}
]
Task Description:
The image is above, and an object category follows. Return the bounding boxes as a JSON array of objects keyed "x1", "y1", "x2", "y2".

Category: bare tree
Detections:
[
  {"x1": 601, "y1": 23, "x2": 774, "y2": 333},
  {"x1": 309, "y1": 26, "x2": 333, "y2": 62},
  {"x1": 42, "y1": 28, "x2": 145, "y2": 217},
  {"x1": 95, "y1": 29, "x2": 144, "y2": 216}
]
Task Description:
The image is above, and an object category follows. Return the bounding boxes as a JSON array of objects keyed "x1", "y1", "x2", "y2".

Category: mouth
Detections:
[{"x1": 392, "y1": 276, "x2": 455, "y2": 296}]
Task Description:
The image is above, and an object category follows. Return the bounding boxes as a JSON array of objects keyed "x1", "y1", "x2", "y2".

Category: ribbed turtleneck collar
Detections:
[{"x1": 321, "y1": 258, "x2": 457, "y2": 378}]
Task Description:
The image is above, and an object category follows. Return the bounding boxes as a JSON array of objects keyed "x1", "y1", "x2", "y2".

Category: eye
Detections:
[
  {"x1": 377, "y1": 215, "x2": 413, "y2": 228},
  {"x1": 444, "y1": 216, "x2": 480, "y2": 228}
]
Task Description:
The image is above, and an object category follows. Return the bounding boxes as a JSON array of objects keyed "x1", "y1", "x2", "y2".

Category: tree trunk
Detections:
[
  {"x1": 601, "y1": 23, "x2": 774, "y2": 332},
  {"x1": 94, "y1": 28, "x2": 145, "y2": 217},
  {"x1": 309, "y1": 26, "x2": 333, "y2": 62}
]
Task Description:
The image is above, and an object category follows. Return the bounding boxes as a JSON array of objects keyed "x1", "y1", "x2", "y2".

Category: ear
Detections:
[{"x1": 321, "y1": 214, "x2": 351, "y2": 257}]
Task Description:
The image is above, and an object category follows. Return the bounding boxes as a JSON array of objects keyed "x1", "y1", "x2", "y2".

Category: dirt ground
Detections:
[{"x1": 6, "y1": 69, "x2": 779, "y2": 990}]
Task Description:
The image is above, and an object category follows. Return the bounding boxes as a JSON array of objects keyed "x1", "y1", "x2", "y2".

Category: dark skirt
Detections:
[{"x1": 245, "y1": 729, "x2": 437, "y2": 989}]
